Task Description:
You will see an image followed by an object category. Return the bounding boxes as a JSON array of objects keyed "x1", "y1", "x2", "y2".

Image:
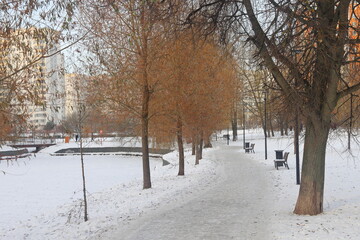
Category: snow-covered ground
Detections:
[
  {"x1": 1, "y1": 131, "x2": 360, "y2": 239},
  {"x1": 0, "y1": 138, "x2": 221, "y2": 239},
  {"x1": 237, "y1": 128, "x2": 360, "y2": 239}
]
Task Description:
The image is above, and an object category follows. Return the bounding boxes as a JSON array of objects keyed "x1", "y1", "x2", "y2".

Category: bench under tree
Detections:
[
  {"x1": 245, "y1": 143, "x2": 255, "y2": 153},
  {"x1": 274, "y1": 152, "x2": 290, "y2": 170}
]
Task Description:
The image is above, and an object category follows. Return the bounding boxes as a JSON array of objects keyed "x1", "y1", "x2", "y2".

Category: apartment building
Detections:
[
  {"x1": 64, "y1": 73, "x2": 87, "y2": 118},
  {"x1": 1, "y1": 27, "x2": 65, "y2": 129}
]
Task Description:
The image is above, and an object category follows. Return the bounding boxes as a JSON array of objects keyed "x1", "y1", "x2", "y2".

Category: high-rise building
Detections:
[
  {"x1": 64, "y1": 73, "x2": 84, "y2": 118},
  {"x1": 1, "y1": 27, "x2": 65, "y2": 129}
]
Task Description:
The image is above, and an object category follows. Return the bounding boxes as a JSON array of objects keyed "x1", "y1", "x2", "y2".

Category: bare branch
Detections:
[{"x1": 337, "y1": 82, "x2": 360, "y2": 101}]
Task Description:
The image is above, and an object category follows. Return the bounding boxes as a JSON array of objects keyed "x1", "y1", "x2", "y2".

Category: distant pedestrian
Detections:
[{"x1": 75, "y1": 134, "x2": 79, "y2": 142}]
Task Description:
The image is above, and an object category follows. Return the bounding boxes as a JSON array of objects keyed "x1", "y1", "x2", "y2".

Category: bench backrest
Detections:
[
  {"x1": 250, "y1": 143, "x2": 255, "y2": 149},
  {"x1": 284, "y1": 152, "x2": 289, "y2": 161}
]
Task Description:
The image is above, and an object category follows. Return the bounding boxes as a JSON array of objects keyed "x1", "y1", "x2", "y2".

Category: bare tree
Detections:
[
  {"x1": 71, "y1": 75, "x2": 90, "y2": 222},
  {"x1": 189, "y1": 0, "x2": 360, "y2": 215}
]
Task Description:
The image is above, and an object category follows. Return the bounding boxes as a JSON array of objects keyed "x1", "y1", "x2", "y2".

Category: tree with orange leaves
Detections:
[
  {"x1": 80, "y1": 0, "x2": 180, "y2": 189},
  {"x1": 150, "y1": 30, "x2": 237, "y2": 172}
]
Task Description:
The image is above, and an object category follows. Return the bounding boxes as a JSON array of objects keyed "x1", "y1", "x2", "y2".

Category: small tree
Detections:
[{"x1": 70, "y1": 75, "x2": 90, "y2": 222}]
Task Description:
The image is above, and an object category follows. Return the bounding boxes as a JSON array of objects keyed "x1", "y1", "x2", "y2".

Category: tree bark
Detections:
[
  {"x1": 141, "y1": 85, "x2": 151, "y2": 189},
  {"x1": 269, "y1": 111, "x2": 274, "y2": 137},
  {"x1": 80, "y1": 133, "x2": 88, "y2": 222},
  {"x1": 204, "y1": 134, "x2": 212, "y2": 148},
  {"x1": 280, "y1": 117, "x2": 284, "y2": 136},
  {"x1": 232, "y1": 108, "x2": 237, "y2": 141},
  {"x1": 199, "y1": 133, "x2": 203, "y2": 160},
  {"x1": 140, "y1": 3, "x2": 151, "y2": 190},
  {"x1": 195, "y1": 135, "x2": 200, "y2": 165},
  {"x1": 176, "y1": 115, "x2": 185, "y2": 176},
  {"x1": 293, "y1": 118, "x2": 330, "y2": 215}
]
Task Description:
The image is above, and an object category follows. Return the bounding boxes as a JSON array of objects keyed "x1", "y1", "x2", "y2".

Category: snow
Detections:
[
  {"x1": 1, "y1": 131, "x2": 360, "y2": 239},
  {"x1": 0, "y1": 145, "x2": 20, "y2": 151},
  {"x1": 236, "y1": 128, "x2": 360, "y2": 239},
  {"x1": 0, "y1": 138, "x2": 220, "y2": 239}
]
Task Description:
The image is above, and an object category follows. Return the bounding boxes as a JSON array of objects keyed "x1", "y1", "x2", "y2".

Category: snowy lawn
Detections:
[
  {"x1": 1, "y1": 131, "x2": 360, "y2": 239},
  {"x1": 236, "y1": 128, "x2": 360, "y2": 239},
  {"x1": 0, "y1": 138, "x2": 220, "y2": 240}
]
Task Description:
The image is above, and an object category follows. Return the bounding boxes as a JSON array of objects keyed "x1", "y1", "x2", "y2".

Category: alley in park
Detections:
[{"x1": 100, "y1": 145, "x2": 274, "y2": 240}]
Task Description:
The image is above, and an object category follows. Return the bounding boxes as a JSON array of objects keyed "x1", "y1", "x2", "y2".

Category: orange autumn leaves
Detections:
[
  {"x1": 148, "y1": 32, "x2": 237, "y2": 146},
  {"x1": 87, "y1": 30, "x2": 237, "y2": 146}
]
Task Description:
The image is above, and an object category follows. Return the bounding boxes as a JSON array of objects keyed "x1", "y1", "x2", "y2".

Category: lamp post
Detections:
[
  {"x1": 243, "y1": 101, "x2": 246, "y2": 149},
  {"x1": 348, "y1": 93, "x2": 353, "y2": 150},
  {"x1": 295, "y1": 109, "x2": 300, "y2": 185},
  {"x1": 292, "y1": 48, "x2": 301, "y2": 185},
  {"x1": 264, "y1": 91, "x2": 267, "y2": 160}
]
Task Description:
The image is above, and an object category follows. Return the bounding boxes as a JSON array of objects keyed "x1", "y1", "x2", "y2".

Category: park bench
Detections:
[
  {"x1": 274, "y1": 152, "x2": 289, "y2": 170},
  {"x1": 245, "y1": 143, "x2": 255, "y2": 153}
]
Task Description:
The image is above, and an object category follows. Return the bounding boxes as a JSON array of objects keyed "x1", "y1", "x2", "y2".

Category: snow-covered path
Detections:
[{"x1": 107, "y1": 145, "x2": 274, "y2": 239}]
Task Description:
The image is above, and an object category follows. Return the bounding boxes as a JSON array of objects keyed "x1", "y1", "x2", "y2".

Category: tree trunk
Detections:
[
  {"x1": 80, "y1": 133, "x2": 88, "y2": 222},
  {"x1": 195, "y1": 135, "x2": 200, "y2": 165},
  {"x1": 176, "y1": 115, "x2": 184, "y2": 176},
  {"x1": 262, "y1": 122, "x2": 267, "y2": 138},
  {"x1": 280, "y1": 118, "x2": 284, "y2": 136},
  {"x1": 232, "y1": 108, "x2": 237, "y2": 141},
  {"x1": 140, "y1": 4, "x2": 151, "y2": 190},
  {"x1": 192, "y1": 136, "x2": 196, "y2": 155},
  {"x1": 269, "y1": 111, "x2": 274, "y2": 137},
  {"x1": 204, "y1": 134, "x2": 212, "y2": 148},
  {"x1": 199, "y1": 133, "x2": 203, "y2": 160},
  {"x1": 294, "y1": 118, "x2": 330, "y2": 215},
  {"x1": 141, "y1": 85, "x2": 151, "y2": 189}
]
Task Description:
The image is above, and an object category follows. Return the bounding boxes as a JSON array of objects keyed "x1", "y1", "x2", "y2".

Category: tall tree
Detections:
[
  {"x1": 190, "y1": 0, "x2": 360, "y2": 215},
  {"x1": 150, "y1": 28, "x2": 236, "y2": 169},
  {"x1": 80, "y1": 0, "x2": 173, "y2": 189}
]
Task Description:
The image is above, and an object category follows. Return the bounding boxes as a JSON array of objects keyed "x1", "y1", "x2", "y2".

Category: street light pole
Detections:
[
  {"x1": 243, "y1": 101, "x2": 246, "y2": 149},
  {"x1": 348, "y1": 94, "x2": 353, "y2": 150},
  {"x1": 295, "y1": 109, "x2": 300, "y2": 185},
  {"x1": 292, "y1": 47, "x2": 301, "y2": 185},
  {"x1": 264, "y1": 91, "x2": 267, "y2": 160}
]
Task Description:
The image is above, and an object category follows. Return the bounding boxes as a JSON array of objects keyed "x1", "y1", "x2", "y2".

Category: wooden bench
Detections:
[
  {"x1": 245, "y1": 143, "x2": 255, "y2": 153},
  {"x1": 274, "y1": 152, "x2": 289, "y2": 170}
]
